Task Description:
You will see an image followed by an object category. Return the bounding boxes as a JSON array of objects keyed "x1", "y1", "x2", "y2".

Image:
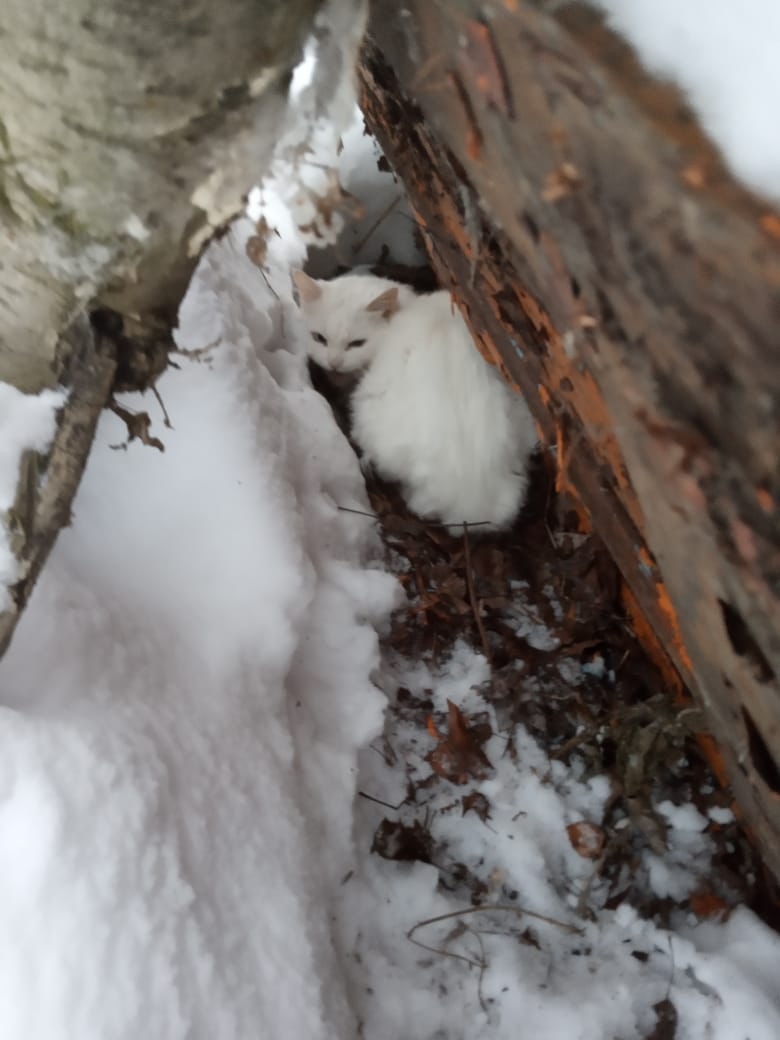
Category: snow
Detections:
[
  {"x1": 0, "y1": 22, "x2": 779, "y2": 1040},
  {"x1": 0, "y1": 384, "x2": 66, "y2": 611},
  {"x1": 0, "y1": 201, "x2": 403, "y2": 1037},
  {"x1": 344, "y1": 644, "x2": 780, "y2": 1040},
  {"x1": 593, "y1": 0, "x2": 780, "y2": 200}
]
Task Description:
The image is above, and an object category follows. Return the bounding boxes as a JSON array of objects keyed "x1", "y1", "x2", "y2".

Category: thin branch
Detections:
[
  {"x1": 337, "y1": 505, "x2": 380, "y2": 521},
  {"x1": 463, "y1": 523, "x2": 492, "y2": 668},
  {"x1": 357, "y1": 791, "x2": 406, "y2": 811},
  {"x1": 407, "y1": 903, "x2": 582, "y2": 957},
  {"x1": 151, "y1": 385, "x2": 172, "y2": 429},
  {"x1": 351, "y1": 194, "x2": 403, "y2": 256}
]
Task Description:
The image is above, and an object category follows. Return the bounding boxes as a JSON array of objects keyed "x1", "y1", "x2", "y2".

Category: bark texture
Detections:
[
  {"x1": 360, "y1": 0, "x2": 780, "y2": 880},
  {"x1": 0, "y1": 0, "x2": 365, "y2": 654}
]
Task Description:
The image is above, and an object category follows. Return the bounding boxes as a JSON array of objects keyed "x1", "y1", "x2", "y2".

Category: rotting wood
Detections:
[{"x1": 359, "y1": 0, "x2": 780, "y2": 881}]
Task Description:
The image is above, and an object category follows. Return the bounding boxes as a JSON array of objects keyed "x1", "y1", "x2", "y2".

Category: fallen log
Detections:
[{"x1": 359, "y1": 1, "x2": 780, "y2": 881}]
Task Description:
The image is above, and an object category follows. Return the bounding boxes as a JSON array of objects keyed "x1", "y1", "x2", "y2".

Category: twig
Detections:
[
  {"x1": 258, "y1": 265, "x2": 280, "y2": 301},
  {"x1": 473, "y1": 930, "x2": 489, "y2": 1013},
  {"x1": 463, "y1": 523, "x2": 492, "y2": 668},
  {"x1": 408, "y1": 902, "x2": 583, "y2": 941},
  {"x1": 151, "y1": 385, "x2": 172, "y2": 429},
  {"x1": 357, "y1": 791, "x2": 406, "y2": 811},
  {"x1": 407, "y1": 903, "x2": 582, "y2": 969},
  {"x1": 108, "y1": 400, "x2": 165, "y2": 453},
  {"x1": 351, "y1": 194, "x2": 403, "y2": 256},
  {"x1": 337, "y1": 505, "x2": 380, "y2": 521},
  {"x1": 336, "y1": 504, "x2": 491, "y2": 530},
  {"x1": 174, "y1": 335, "x2": 221, "y2": 360},
  {"x1": 407, "y1": 922, "x2": 484, "y2": 971}
]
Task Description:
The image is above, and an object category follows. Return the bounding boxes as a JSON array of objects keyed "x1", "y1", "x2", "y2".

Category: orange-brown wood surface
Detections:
[{"x1": 360, "y1": 1, "x2": 780, "y2": 880}]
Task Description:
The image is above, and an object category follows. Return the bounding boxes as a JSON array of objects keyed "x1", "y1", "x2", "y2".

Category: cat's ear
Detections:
[
  {"x1": 366, "y1": 287, "x2": 400, "y2": 319},
  {"x1": 292, "y1": 269, "x2": 322, "y2": 303}
]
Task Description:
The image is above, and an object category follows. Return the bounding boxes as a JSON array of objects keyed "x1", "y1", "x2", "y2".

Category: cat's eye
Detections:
[
  {"x1": 311, "y1": 331, "x2": 328, "y2": 345},
  {"x1": 347, "y1": 339, "x2": 366, "y2": 349}
]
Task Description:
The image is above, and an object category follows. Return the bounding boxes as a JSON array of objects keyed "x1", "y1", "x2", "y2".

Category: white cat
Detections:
[{"x1": 293, "y1": 270, "x2": 538, "y2": 530}]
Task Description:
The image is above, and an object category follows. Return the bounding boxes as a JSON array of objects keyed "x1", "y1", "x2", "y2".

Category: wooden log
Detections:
[{"x1": 359, "y1": 1, "x2": 780, "y2": 880}]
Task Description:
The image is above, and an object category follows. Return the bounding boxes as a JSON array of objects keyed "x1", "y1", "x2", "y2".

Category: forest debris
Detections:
[
  {"x1": 371, "y1": 818, "x2": 434, "y2": 863},
  {"x1": 542, "y1": 162, "x2": 582, "y2": 202},
  {"x1": 245, "y1": 219, "x2": 271, "y2": 268},
  {"x1": 462, "y1": 791, "x2": 492, "y2": 822},
  {"x1": 463, "y1": 526, "x2": 493, "y2": 665},
  {"x1": 427, "y1": 700, "x2": 493, "y2": 784},
  {"x1": 109, "y1": 400, "x2": 164, "y2": 453},
  {"x1": 689, "y1": 887, "x2": 730, "y2": 920},
  {"x1": 343, "y1": 409, "x2": 767, "y2": 927},
  {"x1": 566, "y1": 820, "x2": 606, "y2": 859},
  {"x1": 298, "y1": 169, "x2": 365, "y2": 238},
  {"x1": 647, "y1": 999, "x2": 679, "y2": 1040}
]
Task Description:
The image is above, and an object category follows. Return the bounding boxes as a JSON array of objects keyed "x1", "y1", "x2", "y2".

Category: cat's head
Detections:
[{"x1": 292, "y1": 270, "x2": 407, "y2": 373}]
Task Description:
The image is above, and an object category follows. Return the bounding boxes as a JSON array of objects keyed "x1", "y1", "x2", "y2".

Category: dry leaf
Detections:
[
  {"x1": 647, "y1": 999, "x2": 678, "y2": 1040},
  {"x1": 566, "y1": 820, "x2": 605, "y2": 859},
  {"x1": 689, "y1": 887, "x2": 730, "y2": 920},
  {"x1": 372, "y1": 818, "x2": 434, "y2": 864},
  {"x1": 426, "y1": 700, "x2": 492, "y2": 785},
  {"x1": 462, "y1": 791, "x2": 491, "y2": 821},
  {"x1": 245, "y1": 235, "x2": 268, "y2": 269}
]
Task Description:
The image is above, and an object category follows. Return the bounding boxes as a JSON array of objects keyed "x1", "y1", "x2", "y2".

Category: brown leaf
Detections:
[
  {"x1": 426, "y1": 700, "x2": 493, "y2": 785},
  {"x1": 245, "y1": 235, "x2": 268, "y2": 269},
  {"x1": 371, "y1": 818, "x2": 434, "y2": 863},
  {"x1": 647, "y1": 999, "x2": 678, "y2": 1040},
  {"x1": 566, "y1": 820, "x2": 605, "y2": 859},
  {"x1": 462, "y1": 791, "x2": 491, "y2": 822},
  {"x1": 689, "y1": 887, "x2": 730, "y2": 920}
]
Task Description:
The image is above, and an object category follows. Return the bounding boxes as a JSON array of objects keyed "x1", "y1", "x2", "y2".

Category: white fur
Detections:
[
  {"x1": 295, "y1": 273, "x2": 538, "y2": 530},
  {"x1": 294, "y1": 272, "x2": 415, "y2": 373}
]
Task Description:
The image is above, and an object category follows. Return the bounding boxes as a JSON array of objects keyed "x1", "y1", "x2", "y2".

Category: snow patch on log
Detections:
[
  {"x1": 0, "y1": 385, "x2": 66, "y2": 611},
  {"x1": 594, "y1": 0, "x2": 780, "y2": 200}
]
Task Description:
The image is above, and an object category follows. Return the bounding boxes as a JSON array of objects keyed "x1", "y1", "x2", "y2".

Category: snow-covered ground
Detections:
[
  {"x1": 593, "y1": 0, "x2": 780, "y2": 200},
  {"x1": 1, "y1": 11, "x2": 780, "y2": 1039}
]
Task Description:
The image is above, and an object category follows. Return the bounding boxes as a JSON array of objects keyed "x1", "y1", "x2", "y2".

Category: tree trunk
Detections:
[
  {"x1": 0, "y1": 0, "x2": 365, "y2": 654},
  {"x1": 359, "y1": 0, "x2": 780, "y2": 881}
]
